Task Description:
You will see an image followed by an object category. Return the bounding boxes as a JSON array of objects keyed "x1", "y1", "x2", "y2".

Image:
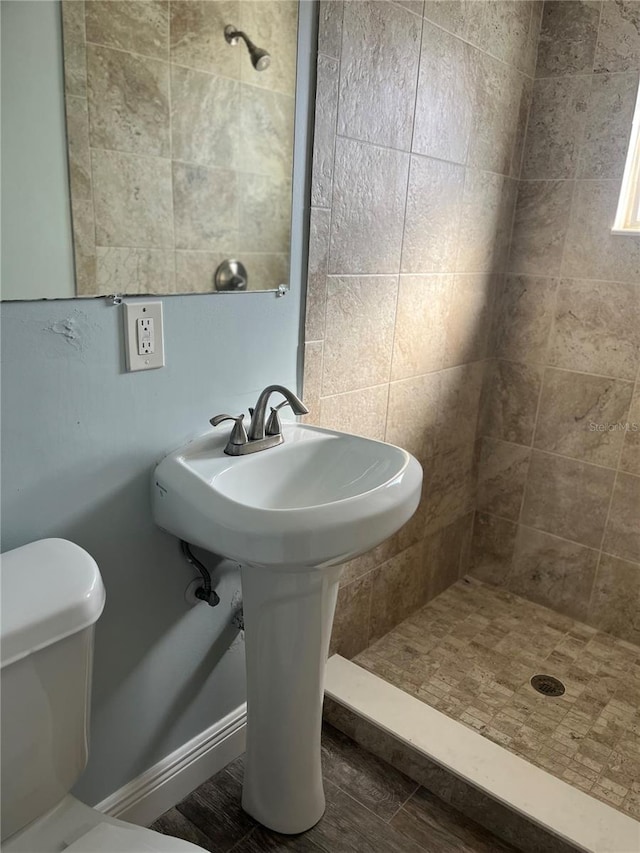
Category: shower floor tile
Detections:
[{"x1": 354, "y1": 576, "x2": 640, "y2": 822}]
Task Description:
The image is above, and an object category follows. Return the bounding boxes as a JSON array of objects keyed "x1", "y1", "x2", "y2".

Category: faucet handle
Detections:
[
  {"x1": 209, "y1": 413, "x2": 248, "y2": 446},
  {"x1": 265, "y1": 401, "x2": 290, "y2": 436}
]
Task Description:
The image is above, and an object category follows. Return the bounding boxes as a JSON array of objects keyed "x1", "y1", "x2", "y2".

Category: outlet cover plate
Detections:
[{"x1": 124, "y1": 301, "x2": 165, "y2": 371}]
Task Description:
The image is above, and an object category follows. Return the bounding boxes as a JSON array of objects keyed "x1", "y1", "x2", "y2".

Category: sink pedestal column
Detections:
[{"x1": 240, "y1": 562, "x2": 342, "y2": 834}]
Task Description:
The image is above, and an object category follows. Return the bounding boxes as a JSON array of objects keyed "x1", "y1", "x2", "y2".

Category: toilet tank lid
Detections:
[{"x1": 0, "y1": 539, "x2": 105, "y2": 668}]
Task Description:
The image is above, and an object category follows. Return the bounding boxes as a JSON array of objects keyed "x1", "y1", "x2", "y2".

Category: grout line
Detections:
[
  {"x1": 495, "y1": 356, "x2": 636, "y2": 389},
  {"x1": 385, "y1": 781, "x2": 421, "y2": 824},
  {"x1": 88, "y1": 144, "x2": 294, "y2": 185},
  {"x1": 227, "y1": 827, "x2": 257, "y2": 852},
  {"x1": 592, "y1": 2, "x2": 606, "y2": 78},
  {"x1": 478, "y1": 510, "x2": 621, "y2": 559},
  {"x1": 383, "y1": 5, "x2": 427, "y2": 440},
  {"x1": 420, "y1": 9, "x2": 539, "y2": 82},
  {"x1": 84, "y1": 40, "x2": 296, "y2": 99}
]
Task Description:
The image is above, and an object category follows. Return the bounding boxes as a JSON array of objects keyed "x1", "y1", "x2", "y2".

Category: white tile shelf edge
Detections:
[{"x1": 324, "y1": 655, "x2": 640, "y2": 853}]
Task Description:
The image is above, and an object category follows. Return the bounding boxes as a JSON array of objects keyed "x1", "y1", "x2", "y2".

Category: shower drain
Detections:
[{"x1": 530, "y1": 674, "x2": 565, "y2": 697}]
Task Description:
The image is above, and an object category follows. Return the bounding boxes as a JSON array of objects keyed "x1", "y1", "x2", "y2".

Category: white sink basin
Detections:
[
  {"x1": 152, "y1": 422, "x2": 422, "y2": 835},
  {"x1": 153, "y1": 423, "x2": 422, "y2": 570}
]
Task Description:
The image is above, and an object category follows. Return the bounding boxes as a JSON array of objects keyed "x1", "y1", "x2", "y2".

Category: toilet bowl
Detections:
[{"x1": 0, "y1": 539, "x2": 205, "y2": 853}]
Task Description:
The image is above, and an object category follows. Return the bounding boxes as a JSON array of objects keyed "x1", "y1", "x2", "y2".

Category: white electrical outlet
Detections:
[
  {"x1": 137, "y1": 317, "x2": 154, "y2": 355},
  {"x1": 124, "y1": 302, "x2": 164, "y2": 371}
]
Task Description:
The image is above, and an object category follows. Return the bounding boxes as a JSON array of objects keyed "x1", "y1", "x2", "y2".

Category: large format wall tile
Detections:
[
  {"x1": 96, "y1": 247, "x2": 175, "y2": 294},
  {"x1": 401, "y1": 156, "x2": 464, "y2": 274},
  {"x1": 422, "y1": 0, "x2": 485, "y2": 46},
  {"x1": 412, "y1": 21, "x2": 475, "y2": 164},
  {"x1": 322, "y1": 276, "x2": 398, "y2": 395},
  {"x1": 318, "y1": 0, "x2": 343, "y2": 59},
  {"x1": 478, "y1": 1, "x2": 540, "y2": 74},
  {"x1": 534, "y1": 368, "x2": 635, "y2": 466},
  {"x1": 521, "y1": 450, "x2": 615, "y2": 548},
  {"x1": 170, "y1": 66, "x2": 239, "y2": 169},
  {"x1": 562, "y1": 180, "x2": 640, "y2": 282},
  {"x1": 311, "y1": 55, "x2": 340, "y2": 208},
  {"x1": 435, "y1": 362, "x2": 485, "y2": 455},
  {"x1": 443, "y1": 274, "x2": 496, "y2": 368},
  {"x1": 620, "y1": 384, "x2": 640, "y2": 475},
  {"x1": 456, "y1": 171, "x2": 516, "y2": 274},
  {"x1": 492, "y1": 275, "x2": 557, "y2": 364},
  {"x1": 239, "y1": 2, "x2": 298, "y2": 95},
  {"x1": 536, "y1": 0, "x2": 601, "y2": 77},
  {"x1": 338, "y1": 0, "x2": 421, "y2": 150},
  {"x1": 302, "y1": 340, "x2": 323, "y2": 425},
  {"x1": 477, "y1": 438, "x2": 531, "y2": 521},
  {"x1": 369, "y1": 542, "x2": 428, "y2": 642},
  {"x1": 169, "y1": 1, "x2": 240, "y2": 78},
  {"x1": 577, "y1": 72, "x2": 639, "y2": 179},
  {"x1": 603, "y1": 472, "x2": 640, "y2": 562},
  {"x1": 522, "y1": 76, "x2": 590, "y2": 179},
  {"x1": 330, "y1": 137, "x2": 409, "y2": 274},
  {"x1": 508, "y1": 525, "x2": 599, "y2": 621},
  {"x1": 594, "y1": 0, "x2": 640, "y2": 72},
  {"x1": 479, "y1": 359, "x2": 543, "y2": 445},
  {"x1": 240, "y1": 86, "x2": 295, "y2": 179},
  {"x1": 588, "y1": 552, "x2": 640, "y2": 644},
  {"x1": 62, "y1": 0, "x2": 88, "y2": 97},
  {"x1": 423, "y1": 442, "x2": 477, "y2": 535},
  {"x1": 468, "y1": 512, "x2": 518, "y2": 586},
  {"x1": 330, "y1": 574, "x2": 373, "y2": 658},
  {"x1": 92, "y1": 149, "x2": 173, "y2": 248},
  {"x1": 468, "y1": 52, "x2": 525, "y2": 177},
  {"x1": 385, "y1": 374, "x2": 441, "y2": 460},
  {"x1": 549, "y1": 278, "x2": 640, "y2": 380},
  {"x1": 424, "y1": 515, "x2": 469, "y2": 600},
  {"x1": 391, "y1": 275, "x2": 450, "y2": 379},
  {"x1": 305, "y1": 208, "x2": 331, "y2": 342},
  {"x1": 508, "y1": 180, "x2": 573, "y2": 276},
  {"x1": 319, "y1": 385, "x2": 389, "y2": 441},
  {"x1": 238, "y1": 173, "x2": 291, "y2": 253},
  {"x1": 65, "y1": 96, "x2": 92, "y2": 201},
  {"x1": 86, "y1": 0, "x2": 170, "y2": 60},
  {"x1": 87, "y1": 45, "x2": 170, "y2": 157},
  {"x1": 173, "y1": 162, "x2": 238, "y2": 251},
  {"x1": 175, "y1": 250, "x2": 225, "y2": 293}
]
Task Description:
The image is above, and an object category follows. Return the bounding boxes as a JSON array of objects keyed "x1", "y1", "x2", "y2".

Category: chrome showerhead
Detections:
[{"x1": 224, "y1": 25, "x2": 271, "y2": 71}]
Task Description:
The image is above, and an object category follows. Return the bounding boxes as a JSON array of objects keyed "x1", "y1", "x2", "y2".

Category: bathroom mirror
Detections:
[{"x1": 1, "y1": 0, "x2": 308, "y2": 300}]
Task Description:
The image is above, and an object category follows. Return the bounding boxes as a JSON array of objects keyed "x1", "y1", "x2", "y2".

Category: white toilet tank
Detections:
[{"x1": 0, "y1": 539, "x2": 105, "y2": 842}]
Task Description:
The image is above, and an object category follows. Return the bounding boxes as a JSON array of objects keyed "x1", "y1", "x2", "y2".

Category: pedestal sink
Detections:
[{"x1": 152, "y1": 423, "x2": 422, "y2": 833}]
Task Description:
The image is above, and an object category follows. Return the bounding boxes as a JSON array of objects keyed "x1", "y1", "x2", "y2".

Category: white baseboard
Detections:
[{"x1": 94, "y1": 704, "x2": 247, "y2": 828}]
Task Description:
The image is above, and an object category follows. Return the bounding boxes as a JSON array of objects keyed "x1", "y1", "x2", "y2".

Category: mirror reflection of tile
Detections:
[{"x1": 61, "y1": 0, "x2": 297, "y2": 296}]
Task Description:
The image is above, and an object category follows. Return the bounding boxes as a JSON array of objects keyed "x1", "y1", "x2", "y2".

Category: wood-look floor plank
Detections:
[
  {"x1": 174, "y1": 769, "x2": 256, "y2": 852},
  {"x1": 151, "y1": 728, "x2": 525, "y2": 853},
  {"x1": 151, "y1": 808, "x2": 221, "y2": 853},
  {"x1": 301, "y1": 782, "x2": 427, "y2": 853},
  {"x1": 321, "y1": 722, "x2": 418, "y2": 820},
  {"x1": 390, "y1": 786, "x2": 520, "y2": 853},
  {"x1": 230, "y1": 825, "x2": 324, "y2": 852}
]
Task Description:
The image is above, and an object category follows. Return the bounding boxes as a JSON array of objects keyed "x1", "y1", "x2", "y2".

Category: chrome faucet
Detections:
[{"x1": 210, "y1": 384, "x2": 308, "y2": 456}]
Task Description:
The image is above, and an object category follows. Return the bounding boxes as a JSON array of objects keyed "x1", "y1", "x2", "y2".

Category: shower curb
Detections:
[{"x1": 324, "y1": 655, "x2": 640, "y2": 853}]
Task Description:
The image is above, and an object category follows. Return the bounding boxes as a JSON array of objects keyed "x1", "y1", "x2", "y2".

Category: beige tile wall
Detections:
[
  {"x1": 472, "y1": 1, "x2": 640, "y2": 645},
  {"x1": 303, "y1": 0, "x2": 544, "y2": 658},
  {"x1": 61, "y1": 0, "x2": 296, "y2": 295}
]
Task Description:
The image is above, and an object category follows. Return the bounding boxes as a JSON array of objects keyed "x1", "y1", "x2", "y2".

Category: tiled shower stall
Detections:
[{"x1": 303, "y1": 0, "x2": 640, "y2": 821}]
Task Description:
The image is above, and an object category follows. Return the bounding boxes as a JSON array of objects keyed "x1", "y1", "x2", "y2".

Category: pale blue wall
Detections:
[
  {"x1": 0, "y1": 292, "x2": 302, "y2": 803},
  {"x1": 0, "y1": 0, "x2": 314, "y2": 806}
]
